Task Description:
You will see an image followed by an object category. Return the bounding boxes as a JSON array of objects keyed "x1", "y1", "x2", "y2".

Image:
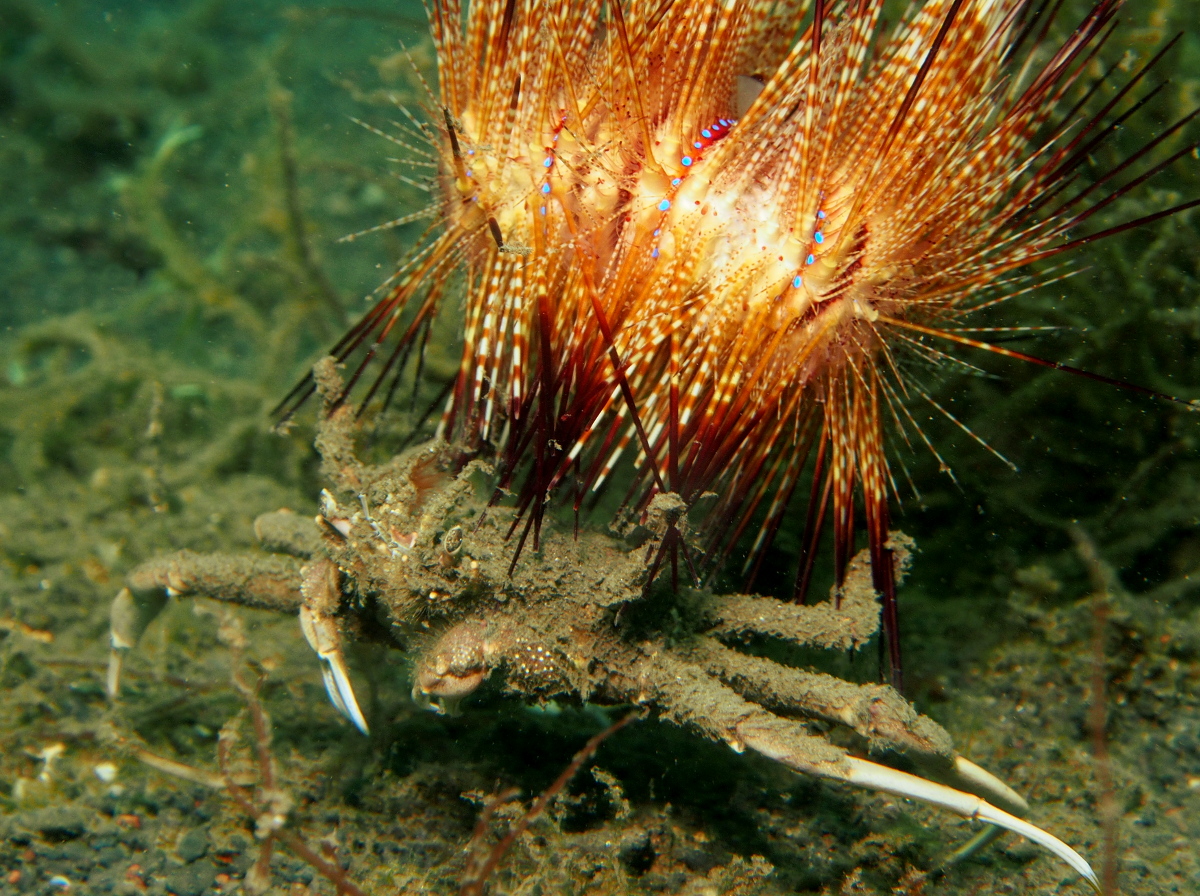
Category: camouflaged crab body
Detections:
[
  {"x1": 106, "y1": 359, "x2": 1100, "y2": 889},
  {"x1": 303, "y1": 392, "x2": 883, "y2": 726},
  {"x1": 313, "y1": 433, "x2": 652, "y2": 710}
]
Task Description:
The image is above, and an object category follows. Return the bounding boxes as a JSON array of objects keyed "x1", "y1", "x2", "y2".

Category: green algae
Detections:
[{"x1": 1, "y1": 0, "x2": 1199, "y2": 893}]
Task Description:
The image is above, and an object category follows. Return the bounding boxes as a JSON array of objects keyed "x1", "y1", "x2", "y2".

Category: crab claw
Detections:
[
  {"x1": 106, "y1": 551, "x2": 305, "y2": 698},
  {"x1": 299, "y1": 556, "x2": 369, "y2": 735},
  {"x1": 299, "y1": 603, "x2": 370, "y2": 735},
  {"x1": 411, "y1": 618, "x2": 495, "y2": 715}
]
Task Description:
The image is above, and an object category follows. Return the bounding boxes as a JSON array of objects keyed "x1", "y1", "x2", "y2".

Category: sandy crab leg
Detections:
[
  {"x1": 842, "y1": 755, "x2": 1097, "y2": 890},
  {"x1": 641, "y1": 653, "x2": 1100, "y2": 891},
  {"x1": 735, "y1": 711, "x2": 1100, "y2": 891},
  {"x1": 108, "y1": 585, "x2": 169, "y2": 698},
  {"x1": 690, "y1": 638, "x2": 1039, "y2": 818},
  {"x1": 107, "y1": 551, "x2": 303, "y2": 697}
]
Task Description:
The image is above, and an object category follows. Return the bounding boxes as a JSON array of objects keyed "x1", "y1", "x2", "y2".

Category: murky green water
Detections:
[{"x1": 1, "y1": 1, "x2": 1198, "y2": 893}]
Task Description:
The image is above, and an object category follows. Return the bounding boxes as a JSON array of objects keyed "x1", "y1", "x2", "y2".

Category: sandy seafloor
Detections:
[{"x1": 1, "y1": 0, "x2": 1200, "y2": 893}]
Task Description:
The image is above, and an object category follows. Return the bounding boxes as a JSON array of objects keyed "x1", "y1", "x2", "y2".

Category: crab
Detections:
[{"x1": 106, "y1": 358, "x2": 1099, "y2": 890}]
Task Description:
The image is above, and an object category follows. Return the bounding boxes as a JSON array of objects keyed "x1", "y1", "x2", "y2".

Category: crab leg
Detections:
[
  {"x1": 745, "y1": 724, "x2": 1099, "y2": 890},
  {"x1": 107, "y1": 551, "x2": 303, "y2": 697},
  {"x1": 699, "y1": 536, "x2": 910, "y2": 651},
  {"x1": 690, "y1": 638, "x2": 955, "y2": 762},
  {"x1": 640, "y1": 653, "x2": 1100, "y2": 891},
  {"x1": 688, "y1": 637, "x2": 1032, "y2": 814}
]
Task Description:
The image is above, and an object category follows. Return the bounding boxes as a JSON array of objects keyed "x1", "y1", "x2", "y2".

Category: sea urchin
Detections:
[{"x1": 280, "y1": 0, "x2": 1199, "y2": 686}]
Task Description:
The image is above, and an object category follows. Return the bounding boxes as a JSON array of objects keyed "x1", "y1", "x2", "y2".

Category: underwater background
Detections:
[{"x1": 1, "y1": 0, "x2": 1199, "y2": 893}]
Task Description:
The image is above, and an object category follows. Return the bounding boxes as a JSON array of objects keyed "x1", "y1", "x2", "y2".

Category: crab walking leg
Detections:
[
  {"x1": 298, "y1": 558, "x2": 370, "y2": 735},
  {"x1": 642, "y1": 654, "x2": 1098, "y2": 890},
  {"x1": 108, "y1": 551, "x2": 304, "y2": 697},
  {"x1": 703, "y1": 541, "x2": 901, "y2": 652},
  {"x1": 842, "y1": 758, "x2": 1099, "y2": 892},
  {"x1": 689, "y1": 638, "x2": 1031, "y2": 816},
  {"x1": 691, "y1": 638, "x2": 954, "y2": 758},
  {"x1": 939, "y1": 823, "x2": 1010, "y2": 869},
  {"x1": 735, "y1": 714, "x2": 1099, "y2": 891},
  {"x1": 108, "y1": 587, "x2": 167, "y2": 699}
]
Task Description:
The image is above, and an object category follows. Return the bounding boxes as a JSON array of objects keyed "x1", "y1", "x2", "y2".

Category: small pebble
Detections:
[{"x1": 177, "y1": 827, "x2": 210, "y2": 863}]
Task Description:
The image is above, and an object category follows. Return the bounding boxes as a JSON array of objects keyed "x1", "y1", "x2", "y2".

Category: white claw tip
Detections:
[
  {"x1": 974, "y1": 802, "x2": 1100, "y2": 892},
  {"x1": 843, "y1": 758, "x2": 1099, "y2": 891},
  {"x1": 319, "y1": 655, "x2": 370, "y2": 735},
  {"x1": 301, "y1": 606, "x2": 370, "y2": 735}
]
